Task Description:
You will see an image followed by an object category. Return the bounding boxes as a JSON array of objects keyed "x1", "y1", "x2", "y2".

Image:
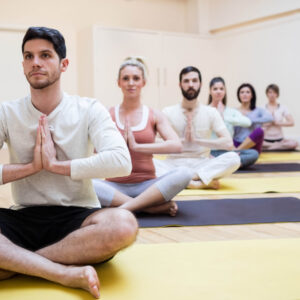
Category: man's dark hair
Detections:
[
  {"x1": 22, "y1": 27, "x2": 66, "y2": 60},
  {"x1": 179, "y1": 66, "x2": 202, "y2": 83},
  {"x1": 237, "y1": 83, "x2": 257, "y2": 110}
]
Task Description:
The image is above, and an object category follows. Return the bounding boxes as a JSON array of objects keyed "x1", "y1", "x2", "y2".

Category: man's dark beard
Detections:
[{"x1": 181, "y1": 87, "x2": 200, "y2": 101}]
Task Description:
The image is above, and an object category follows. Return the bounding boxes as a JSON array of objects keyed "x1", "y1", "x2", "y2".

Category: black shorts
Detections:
[{"x1": 0, "y1": 206, "x2": 100, "y2": 251}]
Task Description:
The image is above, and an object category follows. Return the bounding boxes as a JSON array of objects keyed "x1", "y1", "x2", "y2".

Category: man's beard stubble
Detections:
[
  {"x1": 26, "y1": 68, "x2": 61, "y2": 90},
  {"x1": 181, "y1": 87, "x2": 200, "y2": 101}
]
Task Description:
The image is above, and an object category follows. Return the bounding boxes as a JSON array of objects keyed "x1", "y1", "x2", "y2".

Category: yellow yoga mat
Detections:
[
  {"x1": 258, "y1": 151, "x2": 300, "y2": 162},
  {"x1": 1, "y1": 239, "x2": 300, "y2": 300},
  {"x1": 155, "y1": 152, "x2": 300, "y2": 163},
  {"x1": 179, "y1": 176, "x2": 300, "y2": 196}
]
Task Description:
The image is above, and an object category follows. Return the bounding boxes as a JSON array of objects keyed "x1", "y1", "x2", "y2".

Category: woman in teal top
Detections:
[
  {"x1": 233, "y1": 83, "x2": 273, "y2": 153},
  {"x1": 208, "y1": 77, "x2": 259, "y2": 168}
]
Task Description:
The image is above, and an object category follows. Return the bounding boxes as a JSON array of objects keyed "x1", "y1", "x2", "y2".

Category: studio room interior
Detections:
[{"x1": 0, "y1": 1, "x2": 300, "y2": 299}]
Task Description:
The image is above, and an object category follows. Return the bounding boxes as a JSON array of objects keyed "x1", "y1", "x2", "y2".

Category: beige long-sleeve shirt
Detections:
[
  {"x1": 163, "y1": 103, "x2": 226, "y2": 159},
  {"x1": 0, "y1": 93, "x2": 131, "y2": 208}
]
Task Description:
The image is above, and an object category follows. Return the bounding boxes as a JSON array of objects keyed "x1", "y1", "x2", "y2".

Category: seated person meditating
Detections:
[
  {"x1": 262, "y1": 84, "x2": 298, "y2": 150},
  {"x1": 93, "y1": 58, "x2": 193, "y2": 216},
  {"x1": 0, "y1": 27, "x2": 138, "y2": 299},
  {"x1": 208, "y1": 77, "x2": 259, "y2": 168},
  {"x1": 233, "y1": 83, "x2": 273, "y2": 153},
  {"x1": 154, "y1": 66, "x2": 240, "y2": 190}
]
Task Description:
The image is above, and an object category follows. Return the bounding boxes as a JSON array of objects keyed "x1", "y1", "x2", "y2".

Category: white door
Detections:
[
  {"x1": 0, "y1": 30, "x2": 29, "y2": 102},
  {"x1": 160, "y1": 33, "x2": 215, "y2": 109}
]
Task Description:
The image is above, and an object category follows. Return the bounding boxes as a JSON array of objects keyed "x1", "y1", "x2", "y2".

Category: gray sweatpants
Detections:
[{"x1": 93, "y1": 166, "x2": 194, "y2": 207}]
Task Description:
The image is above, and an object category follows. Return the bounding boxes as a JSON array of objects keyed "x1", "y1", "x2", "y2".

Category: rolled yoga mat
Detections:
[
  {"x1": 178, "y1": 176, "x2": 300, "y2": 196},
  {"x1": 2, "y1": 239, "x2": 300, "y2": 300},
  {"x1": 137, "y1": 197, "x2": 300, "y2": 228},
  {"x1": 236, "y1": 162, "x2": 300, "y2": 173}
]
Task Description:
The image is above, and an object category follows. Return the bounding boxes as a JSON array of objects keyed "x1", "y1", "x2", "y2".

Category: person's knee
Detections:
[
  {"x1": 219, "y1": 151, "x2": 241, "y2": 166},
  {"x1": 92, "y1": 209, "x2": 138, "y2": 250},
  {"x1": 108, "y1": 209, "x2": 138, "y2": 247},
  {"x1": 221, "y1": 152, "x2": 241, "y2": 172},
  {"x1": 165, "y1": 166, "x2": 194, "y2": 191},
  {"x1": 289, "y1": 140, "x2": 298, "y2": 149},
  {"x1": 174, "y1": 167, "x2": 194, "y2": 181},
  {"x1": 254, "y1": 127, "x2": 264, "y2": 140},
  {"x1": 117, "y1": 209, "x2": 138, "y2": 240},
  {"x1": 240, "y1": 149, "x2": 259, "y2": 168},
  {"x1": 250, "y1": 149, "x2": 259, "y2": 161}
]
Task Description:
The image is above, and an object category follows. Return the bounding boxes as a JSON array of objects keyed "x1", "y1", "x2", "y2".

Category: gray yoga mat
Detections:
[
  {"x1": 262, "y1": 149, "x2": 300, "y2": 152},
  {"x1": 237, "y1": 163, "x2": 300, "y2": 173},
  {"x1": 137, "y1": 197, "x2": 300, "y2": 228}
]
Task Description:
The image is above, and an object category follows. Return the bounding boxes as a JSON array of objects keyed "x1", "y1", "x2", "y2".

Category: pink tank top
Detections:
[{"x1": 107, "y1": 105, "x2": 156, "y2": 183}]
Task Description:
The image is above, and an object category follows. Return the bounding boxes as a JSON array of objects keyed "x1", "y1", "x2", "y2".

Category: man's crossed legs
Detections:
[{"x1": 0, "y1": 207, "x2": 138, "y2": 298}]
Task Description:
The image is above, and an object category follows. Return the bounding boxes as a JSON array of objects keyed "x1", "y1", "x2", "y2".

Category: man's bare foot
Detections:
[
  {"x1": 0, "y1": 269, "x2": 15, "y2": 280},
  {"x1": 60, "y1": 265, "x2": 100, "y2": 299},
  {"x1": 206, "y1": 179, "x2": 220, "y2": 189},
  {"x1": 143, "y1": 201, "x2": 178, "y2": 216},
  {"x1": 187, "y1": 179, "x2": 220, "y2": 190}
]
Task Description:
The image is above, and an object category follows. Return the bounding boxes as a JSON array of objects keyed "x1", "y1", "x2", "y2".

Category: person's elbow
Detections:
[
  {"x1": 171, "y1": 140, "x2": 183, "y2": 153},
  {"x1": 118, "y1": 150, "x2": 132, "y2": 176},
  {"x1": 223, "y1": 138, "x2": 234, "y2": 150}
]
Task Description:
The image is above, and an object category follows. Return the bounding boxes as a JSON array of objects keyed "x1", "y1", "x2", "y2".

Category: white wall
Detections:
[
  {"x1": 0, "y1": 29, "x2": 29, "y2": 101},
  {"x1": 0, "y1": 0, "x2": 299, "y2": 139},
  {"x1": 0, "y1": 0, "x2": 188, "y2": 96},
  {"x1": 209, "y1": 0, "x2": 300, "y2": 30},
  {"x1": 207, "y1": 3, "x2": 300, "y2": 139}
]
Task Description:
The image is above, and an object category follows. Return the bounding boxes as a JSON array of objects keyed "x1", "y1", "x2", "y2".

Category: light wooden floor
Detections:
[{"x1": 1, "y1": 148, "x2": 300, "y2": 244}]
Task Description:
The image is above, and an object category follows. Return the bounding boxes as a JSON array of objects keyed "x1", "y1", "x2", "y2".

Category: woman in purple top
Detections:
[{"x1": 233, "y1": 83, "x2": 273, "y2": 153}]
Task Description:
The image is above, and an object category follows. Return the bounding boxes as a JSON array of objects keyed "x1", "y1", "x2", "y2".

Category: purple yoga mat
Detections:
[
  {"x1": 137, "y1": 197, "x2": 300, "y2": 228},
  {"x1": 237, "y1": 163, "x2": 300, "y2": 173}
]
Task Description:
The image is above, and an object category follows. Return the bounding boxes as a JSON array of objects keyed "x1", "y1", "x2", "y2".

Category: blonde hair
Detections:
[{"x1": 118, "y1": 57, "x2": 148, "y2": 81}]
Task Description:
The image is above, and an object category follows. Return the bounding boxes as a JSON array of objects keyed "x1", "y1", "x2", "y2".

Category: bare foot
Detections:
[
  {"x1": 143, "y1": 201, "x2": 178, "y2": 216},
  {"x1": 187, "y1": 179, "x2": 220, "y2": 190},
  {"x1": 0, "y1": 269, "x2": 15, "y2": 280},
  {"x1": 60, "y1": 265, "x2": 100, "y2": 299},
  {"x1": 206, "y1": 179, "x2": 220, "y2": 189}
]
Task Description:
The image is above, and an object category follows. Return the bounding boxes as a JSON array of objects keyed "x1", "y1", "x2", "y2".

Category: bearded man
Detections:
[{"x1": 154, "y1": 66, "x2": 240, "y2": 189}]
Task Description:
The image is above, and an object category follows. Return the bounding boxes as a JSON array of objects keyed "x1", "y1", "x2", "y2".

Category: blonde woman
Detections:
[{"x1": 93, "y1": 58, "x2": 193, "y2": 216}]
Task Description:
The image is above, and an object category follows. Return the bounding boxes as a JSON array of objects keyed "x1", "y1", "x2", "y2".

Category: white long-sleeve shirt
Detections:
[
  {"x1": 163, "y1": 103, "x2": 226, "y2": 159},
  {"x1": 0, "y1": 93, "x2": 131, "y2": 208}
]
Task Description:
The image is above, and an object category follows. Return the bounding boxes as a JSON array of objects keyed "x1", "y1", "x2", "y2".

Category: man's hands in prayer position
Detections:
[
  {"x1": 39, "y1": 115, "x2": 57, "y2": 172},
  {"x1": 182, "y1": 110, "x2": 198, "y2": 152},
  {"x1": 33, "y1": 115, "x2": 70, "y2": 175}
]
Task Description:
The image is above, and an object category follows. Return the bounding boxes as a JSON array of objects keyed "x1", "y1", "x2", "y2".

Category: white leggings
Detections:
[{"x1": 93, "y1": 166, "x2": 194, "y2": 207}]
